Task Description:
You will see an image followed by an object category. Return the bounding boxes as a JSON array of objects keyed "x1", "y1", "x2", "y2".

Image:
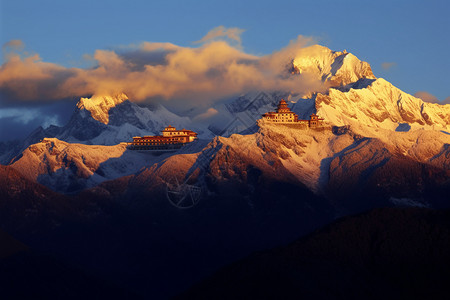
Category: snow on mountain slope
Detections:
[
  {"x1": 315, "y1": 78, "x2": 450, "y2": 133},
  {"x1": 9, "y1": 137, "x2": 213, "y2": 193},
  {"x1": 124, "y1": 123, "x2": 355, "y2": 193},
  {"x1": 126, "y1": 121, "x2": 450, "y2": 201},
  {"x1": 9, "y1": 138, "x2": 152, "y2": 193},
  {"x1": 291, "y1": 45, "x2": 375, "y2": 87},
  {"x1": 209, "y1": 91, "x2": 310, "y2": 137},
  {"x1": 14, "y1": 112, "x2": 448, "y2": 211},
  {"x1": 207, "y1": 123, "x2": 347, "y2": 192},
  {"x1": 224, "y1": 91, "x2": 288, "y2": 115},
  {"x1": 326, "y1": 136, "x2": 450, "y2": 212}
]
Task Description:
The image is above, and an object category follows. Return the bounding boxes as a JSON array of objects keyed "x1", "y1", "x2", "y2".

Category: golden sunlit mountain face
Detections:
[{"x1": 1, "y1": 1, "x2": 450, "y2": 299}]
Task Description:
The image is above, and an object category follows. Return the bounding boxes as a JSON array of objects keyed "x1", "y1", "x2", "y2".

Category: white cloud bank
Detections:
[
  {"x1": 0, "y1": 27, "x2": 326, "y2": 108},
  {"x1": 414, "y1": 91, "x2": 450, "y2": 104}
]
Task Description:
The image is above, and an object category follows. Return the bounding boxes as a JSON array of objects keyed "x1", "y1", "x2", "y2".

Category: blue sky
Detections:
[
  {"x1": 0, "y1": 0, "x2": 449, "y2": 140},
  {"x1": 1, "y1": 0, "x2": 449, "y2": 99}
]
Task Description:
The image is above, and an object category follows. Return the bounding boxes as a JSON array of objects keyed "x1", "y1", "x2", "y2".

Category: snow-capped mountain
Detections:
[
  {"x1": 316, "y1": 78, "x2": 450, "y2": 132},
  {"x1": 0, "y1": 94, "x2": 191, "y2": 164},
  {"x1": 59, "y1": 93, "x2": 191, "y2": 144},
  {"x1": 208, "y1": 46, "x2": 378, "y2": 137},
  {"x1": 4, "y1": 44, "x2": 450, "y2": 212},
  {"x1": 291, "y1": 45, "x2": 375, "y2": 87},
  {"x1": 76, "y1": 93, "x2": 129, "y2": 125}
]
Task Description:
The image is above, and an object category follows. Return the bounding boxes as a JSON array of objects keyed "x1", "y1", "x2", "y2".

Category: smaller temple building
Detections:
[
  {"x1": 129, "y1": 126, "x2": 197, "y2": 151},
  {"x1": 262, "y1": 99, "x2": 324, "y2": 128},
  {"x1": 308, "y1": 113, "x2": 323, "y2": 127}
]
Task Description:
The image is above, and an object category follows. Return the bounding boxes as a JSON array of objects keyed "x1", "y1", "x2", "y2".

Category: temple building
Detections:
[
  {"x1": 262, "y1": 99, "x2": 298, "y2": 123},
  {"x1": 129, "y1": 126, "x2": 198, "y2": 151},
  {"x1": 262, "y1": 99, "x2": 324, "y2": 127},
  {"x1": 308, "y1": 113, "x2": 323, "y2": 127}
]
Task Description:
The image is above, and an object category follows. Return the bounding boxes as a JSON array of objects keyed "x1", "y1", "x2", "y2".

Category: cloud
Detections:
[
  {"x1": 139, "y1": 42, "x2": 180, "y2": 52},
  {"x1": 117, "y1": 43, "x2": 180, "y2": 71},
  {"x1": 193, "y1": 108, "x2": 219, "y2": 121},
  {"x1": 259, "y1": 35, "x2": 317, "y2": 74},
  {"x1": 0, "y1": 34, "x2": 327, "y2": 110},
  {"x1": 0, "y1": 108, "x2": 38, "y2": 124},
  {"x1": 0, "y1": 107, "x2": 62, "y2": 141},
  {"x1": 414, "y1": 91, "x2": 450, "y2": 105},
  {"x1": 0, "y1": 107, "x2": 60, "y2": 131},
  {"x1": 381, "y1": 62, "x2": 396, "y2": 71},
  {"x1": 2, "y1": 40, "x2": 24, "y2": 51},
  {"x1": 414, "y1": 91, "x2": 439, "y2": 103},
  {"x1": 0, "y1": 53, "x2": 80, "y2": 100},
  {"x1": 2, "y1": 40, "x2": 26, "y2": 61},
  {"x1": 194, "y1": 26, "x2": 245, "y2": 47}
]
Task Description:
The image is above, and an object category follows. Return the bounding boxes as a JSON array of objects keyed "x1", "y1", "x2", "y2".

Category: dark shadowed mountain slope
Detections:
[
  {"x1": 178, "y1": 207, "x2": 450, "y2": 300},
  {"x1": 0, "y1": 165, "x2": 72, "y2": 233},
  {"x1": 0, "y1": 229, "x2": 28, "y2": 259},
  {"x1": 0, "y1": 165, "x2": 120, "y2": 236},
  {"x1": 0, "y1": 230, "x2": 140, "y2": 300}
]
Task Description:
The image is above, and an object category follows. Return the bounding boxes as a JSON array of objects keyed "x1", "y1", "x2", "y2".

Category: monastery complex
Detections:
[
  {"x1": 129, "y1": 126, "x2": 197, "y2": 151},
  {"x1": 262, "y1": 99, "x2": 324, "y2": 127},
  {"x1": 129, "y1": 99, "x2": 324, "y2": 151}
]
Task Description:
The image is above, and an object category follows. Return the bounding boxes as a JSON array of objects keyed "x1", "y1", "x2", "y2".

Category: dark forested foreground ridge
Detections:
[
  {"x1": 0, "y1": 229, "x2": 140, "y2": 300},
  {"x1": 178, "y1": 207, "x2": 450, "y2": 300},
  {"x1": 2, "y1": 204, "x2": 450, "y2": 299},
  {"x1": 2, "y1": 162, "x2": 450, "y2": 299}
]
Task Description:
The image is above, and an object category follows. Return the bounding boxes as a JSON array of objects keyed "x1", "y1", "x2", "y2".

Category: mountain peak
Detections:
[
  {"x1": 291, "y1": 45, "x2": 375, "y2": 87},
  {"x1": 76, "y1": 93, "x2": 129, "y2": 124}
]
